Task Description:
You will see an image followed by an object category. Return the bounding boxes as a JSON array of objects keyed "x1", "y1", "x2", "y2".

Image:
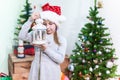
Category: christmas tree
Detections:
[
  {"x1": 14, "y1": 0, "x2": 32, "y2": 44},
  {"x1": 68, "y1": 0, "x2": 118, "y2": 80}
]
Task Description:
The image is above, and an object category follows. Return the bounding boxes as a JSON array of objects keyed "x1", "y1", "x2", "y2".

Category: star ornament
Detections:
[{"x1": 98, "y1": 0, "x2": 103, "y2": 8}]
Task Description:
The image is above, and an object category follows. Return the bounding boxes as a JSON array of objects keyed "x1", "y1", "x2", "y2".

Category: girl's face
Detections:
[{"x1": 43, "y1": 20, "x2": 57, "y2": 35}]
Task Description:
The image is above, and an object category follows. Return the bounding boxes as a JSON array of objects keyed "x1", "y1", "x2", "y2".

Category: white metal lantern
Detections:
[{"x1": 32, "y1": 19, "x2": 47, "y2": 45}]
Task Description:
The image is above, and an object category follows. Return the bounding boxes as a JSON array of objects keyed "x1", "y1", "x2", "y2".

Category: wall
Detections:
[
  {"x1": 0, "y1": 0, "x2": 120, "y2": 75},
  {"x1": 103, "y1": 0, "x2": 120, "y2": 75},
  {"x1": 0, "y1": 0, "x2": 25, "y2": 74}
]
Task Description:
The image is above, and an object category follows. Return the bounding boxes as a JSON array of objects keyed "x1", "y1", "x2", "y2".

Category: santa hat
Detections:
[{"x1": 40, "y1": 3, "x2": 66, "y2": 27}]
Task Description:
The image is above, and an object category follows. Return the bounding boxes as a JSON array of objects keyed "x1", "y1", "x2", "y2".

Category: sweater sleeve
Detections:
[
  {"x1": 18, "y1": 19, "x2": 33, "y2": 42},
  {"x1": 44, "y1": 37, "x2": 67, "y2": 64}
]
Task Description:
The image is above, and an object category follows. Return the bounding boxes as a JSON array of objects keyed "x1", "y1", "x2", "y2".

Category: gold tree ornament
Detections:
[
  {"x1": 98, "y1": 0, "x2": 103, "y2": 8},
  {"x1": 97, "y1": 77, "x2": 101, "y2": 80},
  {"x1": 93, "y1": 59, "x2": 98, "y2": 64},
  {"x1": 21, "y1": 19, "x2": 25, "y2": 22},
  {"x1": 79, "y1": 72, "x2": 82, "y2": 77},
  {"x1": 83, "y1": 74, "x2": 90, "y2": 80},
  {"x1": 17, "y1": 26, "x2": 21, "y2": 29}
]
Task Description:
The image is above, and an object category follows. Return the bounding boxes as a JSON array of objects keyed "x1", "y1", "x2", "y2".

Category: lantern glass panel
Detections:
[{"x1": 32, "y1": 20, "x2": 47, "y2": 45}]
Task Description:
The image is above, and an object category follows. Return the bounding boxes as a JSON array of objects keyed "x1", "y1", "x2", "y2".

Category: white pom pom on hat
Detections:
[{"x1": 40, "y1": 3, "x2": 66, "y2": 27}]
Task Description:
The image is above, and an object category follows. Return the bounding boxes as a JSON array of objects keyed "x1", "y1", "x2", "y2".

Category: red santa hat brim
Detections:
[{"x1": 40, "y1": 11, "x2": 66, "y2": 27}]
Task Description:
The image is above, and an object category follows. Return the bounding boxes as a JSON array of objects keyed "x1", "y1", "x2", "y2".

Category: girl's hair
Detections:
[
  {"x1": 54, "y1": 27, "x2": 61, "y2": 46},
  {"x1": 31, "y1": 21, "x2": 36, "y2": 28}
]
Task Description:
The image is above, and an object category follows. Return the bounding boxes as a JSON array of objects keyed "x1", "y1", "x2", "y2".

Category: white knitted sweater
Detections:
[{"x1": 18, "y1": 19, "x2": 67, "y2": 80}]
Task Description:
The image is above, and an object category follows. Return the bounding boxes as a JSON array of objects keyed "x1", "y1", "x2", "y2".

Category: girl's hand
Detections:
[
  {"x1": 30, "y1": 12, "x2": 40, "y2": 20},
  {"x1": 33, "y1": 44, "x2": 47, "y2": 51},
  {"x1": 39, "y1": 44, "x2": 47, "y2": 51}
]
